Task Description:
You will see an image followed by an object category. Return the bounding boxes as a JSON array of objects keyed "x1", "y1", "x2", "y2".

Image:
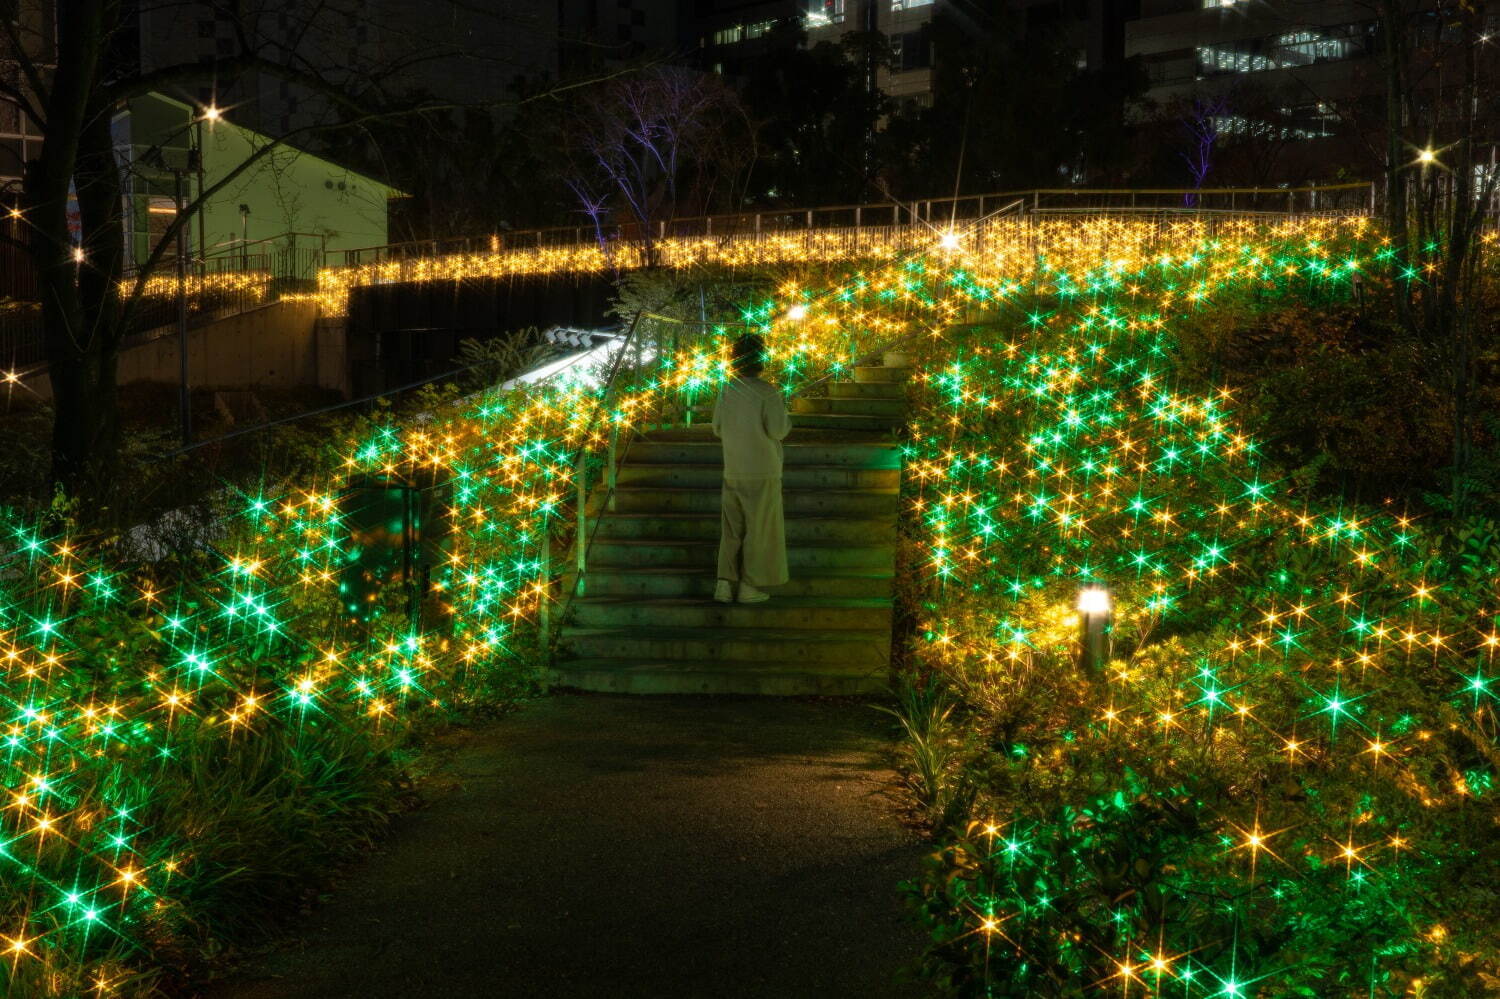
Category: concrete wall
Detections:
[{"x1": 21, "y1": 300, "x2": 332, "y2": 401}]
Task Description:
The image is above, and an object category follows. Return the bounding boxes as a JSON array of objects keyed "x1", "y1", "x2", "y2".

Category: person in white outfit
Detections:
[{"x1": 711, "y1": 335, "x2": 791, "y2": 603}]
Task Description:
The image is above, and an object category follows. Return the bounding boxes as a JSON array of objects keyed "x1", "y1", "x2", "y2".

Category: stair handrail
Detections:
[{"x1": 543, "y1": 308, "x2": 661, "y2": 660}]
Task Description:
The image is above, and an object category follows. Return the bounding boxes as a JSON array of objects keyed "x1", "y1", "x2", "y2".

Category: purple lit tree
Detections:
[
  {"x1": 563, "y1": 67, "x2": 753, "y2": 266},
  {"x1": 1180, "y1": 95, "x2": 1229, "y2": 207}
]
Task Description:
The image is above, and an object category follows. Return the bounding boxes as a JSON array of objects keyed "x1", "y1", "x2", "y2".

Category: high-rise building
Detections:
[
  {"x1": 692, "y1": 1, "x2": 946, "y2": 104},
  {"x1": 130, "y1": 1, "x2": 560, "y2": 137},
  {"x1": 0, "y1": 0, "x2": 54, "y2": 194},
  {"x1": 1127, "y1": 0, "x2": 1383, "y2": 127},
  {"x1": 1, "y1": 0, "x2": 560, "y2": 195},
  {"x1": 559, "y1": 0, "x2": 689, "y2": 73},
  {"x1": 1123, "y1": 0, "x2": 1499, "y2": 184}
]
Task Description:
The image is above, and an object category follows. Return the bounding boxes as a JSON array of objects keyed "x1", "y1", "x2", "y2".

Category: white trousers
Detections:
[{"x1": 717, "y1": 477, "x2": 788, "y2": 587}]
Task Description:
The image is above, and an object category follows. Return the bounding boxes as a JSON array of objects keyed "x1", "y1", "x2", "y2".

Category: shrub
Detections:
[{"x1": 896, "y1": 232, "x2": 1500, "y2": 996}]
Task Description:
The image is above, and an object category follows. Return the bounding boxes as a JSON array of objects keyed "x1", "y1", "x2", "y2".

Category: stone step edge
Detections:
[
  {"x1": 558, "y1": 625, "x2": 893, "y2": 642},
  {"x1": 547, "y1": 669, "x2": 891, "y2": 697},
  {"x1": 551, "y1": 659, "x2": 889, "y2": 678},
  {"x1": 570, "y1": 595, "x2": 890, "y2": 608},
  {"x1": 610, "y1": 484, "x2": 900, "y2": 495},
  {"x1": 595, "y1": 513, "x2": 892, "y2": 524},
  {"x1": 580, "y1": 565, "x2": 894, "y2": 577},
  {"x1": 585, "y1": 538, "x2": 896, "y2": 550}
]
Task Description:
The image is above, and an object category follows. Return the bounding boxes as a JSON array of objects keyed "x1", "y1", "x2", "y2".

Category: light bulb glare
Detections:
[{"x1": 1078, "y1": 586, "x2": 1111, "y2": 616}]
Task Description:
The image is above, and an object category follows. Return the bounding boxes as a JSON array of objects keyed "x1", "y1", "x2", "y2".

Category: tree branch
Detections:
[{"x1": 0, "y1": 13, "x2": 49, "y2": 119}]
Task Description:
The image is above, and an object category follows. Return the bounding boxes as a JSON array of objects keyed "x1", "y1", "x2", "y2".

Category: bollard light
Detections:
[
  {"x1": 1077, "y1": 585, "x2": 1111, "y2": 672},
  {"x1": 1077, "y1": 586, "x2": 1111, "y2": 616}
]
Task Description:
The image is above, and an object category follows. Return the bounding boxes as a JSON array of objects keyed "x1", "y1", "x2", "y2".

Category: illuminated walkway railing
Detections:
[
  {"x1": 308, "y1": 192, "x2": 1375, "y2": 318},
  {"x1": 325, "y1": 183, "x2": 1376, "y2": 268}
]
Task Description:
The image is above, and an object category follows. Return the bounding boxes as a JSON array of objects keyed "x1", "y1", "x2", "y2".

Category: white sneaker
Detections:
[
  {"x1": 713, "y1": 579, "x2": 734, "y2": 603},
  {"x1": 737, "y1": 582, "x2": 770, "y2": 603}
]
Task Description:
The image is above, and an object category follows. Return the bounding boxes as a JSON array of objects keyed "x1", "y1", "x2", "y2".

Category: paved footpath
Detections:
[{"x1": 205, "y1": 694, "x2": 929, "y2": 999}]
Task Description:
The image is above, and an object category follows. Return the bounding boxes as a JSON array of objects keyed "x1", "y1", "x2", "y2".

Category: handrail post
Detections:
[
  {"x1": 606, "y1": 424, "x2": 618, "y2": 511},
  {"x1": 539, "y1": 526, "x2": 551, "y2": 640},
  {"x1": 576, "y1": 449, "x2": 588, "y2": 587}
]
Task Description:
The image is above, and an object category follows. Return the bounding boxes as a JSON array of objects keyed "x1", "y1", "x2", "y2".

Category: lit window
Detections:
[
  {"x1": 713, "y1": 19, "x2": 776, "y2": 45},
  {"x1": 892, "y1": 0, "x2": 934, "y2": 10},
  {"x1": 1196, "y1": 21, "x2": 1372, "y2": 76},
  {"x1": 1475, "y1": 162, "x2": 1499, "y2": 200},
  {"x1": 805, "y1": 0, "x2": 845, "y2": 26}
]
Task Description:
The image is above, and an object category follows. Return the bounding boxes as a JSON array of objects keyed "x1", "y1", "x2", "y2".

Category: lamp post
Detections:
[
  {"x1": 174, "y1": 167, "x2": 192, "y2": 445},
  {"x1": 239, "y1": 203, "x2": 250, "y2": 270},
  {"x1": 1077, "y1": 585, "x2": 1111, "y2": 673}
]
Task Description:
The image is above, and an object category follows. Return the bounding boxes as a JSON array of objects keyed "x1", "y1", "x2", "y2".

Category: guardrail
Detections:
[
  {"x1": 327, "y1": 183, "x2": 1375, "y2": 268},
  {"x1": 4, "y1": 232, "x2": 323, "y2": 379}
]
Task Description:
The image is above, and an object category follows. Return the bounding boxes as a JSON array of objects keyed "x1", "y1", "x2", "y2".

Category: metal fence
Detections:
[
  {"x1": 326, "y1": 183, "x2": 1376, "y2": 268},
  {"x1": 0, "y1": 310, "x2": 44, "y2": 372}
]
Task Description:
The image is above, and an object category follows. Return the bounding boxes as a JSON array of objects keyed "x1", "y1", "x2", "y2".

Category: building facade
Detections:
[
  {"x1": 1125, "y1": 1, "x2": 1500, "y2": 185},
  {"x1": 0, "y1": 0, "x2": 54, "y2": 195},
  {"x1": 115, "y1": 93, "x2": 400, "y2": 274}
]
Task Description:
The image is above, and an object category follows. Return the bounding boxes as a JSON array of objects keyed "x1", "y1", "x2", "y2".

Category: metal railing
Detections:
[
  {"x1": 0, "y1": 309, "x2": 44, "y2": 372},
  {"x1": 326, "y1": 184, "x2": 1374, "y2": 269},
  {"x1": 4, "y1": 231, "x2": 326, "y2": 378}
]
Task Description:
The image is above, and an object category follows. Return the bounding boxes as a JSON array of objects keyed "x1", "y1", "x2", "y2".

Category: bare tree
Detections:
[
  {"x1": 1371, "y1": 0, "x2": 1500, "y2": 511},
  {"x1": 1180, "y1": 95, "x2": 1228, "y2": 205},
  {"x1": 561, "y1": 65, "x2": 754, "y2": 266},
  {"x1": 0, "y1": 0, "x2": 603, "y2": 500}
]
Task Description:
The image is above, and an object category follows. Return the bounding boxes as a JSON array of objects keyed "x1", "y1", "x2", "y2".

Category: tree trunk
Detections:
[
  {"x1": 45, "y1": 318, "x2": 122, "y2": 496},
  {"x1": 28, "y1": 0, "x2": 130, "y2": 500}
]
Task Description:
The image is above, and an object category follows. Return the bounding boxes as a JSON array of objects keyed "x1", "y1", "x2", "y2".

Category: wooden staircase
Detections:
[{"x1": 550, "y1": 352, "x2": 913, "y2": 695}]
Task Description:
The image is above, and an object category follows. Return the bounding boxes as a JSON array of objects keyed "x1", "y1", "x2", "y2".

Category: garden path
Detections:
[{"x1": 204, "y1": 694, "x2": 927, "y2": 999}]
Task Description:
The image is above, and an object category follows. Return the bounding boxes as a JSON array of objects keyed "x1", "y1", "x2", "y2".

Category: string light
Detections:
[{"x1": 3, "y1": 209, "x2": 1488, "y2": 995}]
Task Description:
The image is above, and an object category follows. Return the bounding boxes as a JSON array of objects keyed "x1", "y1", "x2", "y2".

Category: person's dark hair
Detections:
[{"x1": 731, "y1": 334, "x2": 766, "y2": 377}]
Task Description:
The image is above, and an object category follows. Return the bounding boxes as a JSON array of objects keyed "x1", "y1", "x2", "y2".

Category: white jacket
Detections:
[{"x1": 711, "y1": 376, "x2": 792, "y2": 480}]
